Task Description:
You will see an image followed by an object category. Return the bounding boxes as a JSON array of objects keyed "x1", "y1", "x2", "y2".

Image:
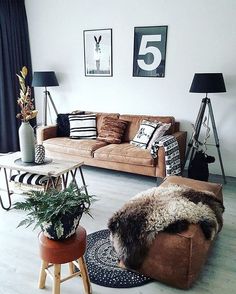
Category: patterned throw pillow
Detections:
[
  {"x1": 147, "y1": 122, "x2": 171, "y2": 150},
  {"x1": 69, "y1": 114, "x2": 97, "y2": 139},
  {"x1": 97, "y1": 117, "x2": 128, "y2": 144},
  {"x1": 57, "y1": 111, "x2": 85, "y2": 137},
  {"x1": 130, "y1": 120, "x2": 158, "y2": 149}
]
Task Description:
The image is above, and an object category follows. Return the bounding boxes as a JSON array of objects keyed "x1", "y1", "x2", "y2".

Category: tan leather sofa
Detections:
[{"x1": 37, "y1": 112, "x2": 187, "y2": 178}]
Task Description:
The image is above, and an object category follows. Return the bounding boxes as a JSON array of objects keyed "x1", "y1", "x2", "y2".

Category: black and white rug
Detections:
[{"x1": 84, "y1": 229, "x2": 152, "y2": 288}]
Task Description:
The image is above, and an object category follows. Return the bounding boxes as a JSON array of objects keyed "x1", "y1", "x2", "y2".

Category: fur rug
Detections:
[{"x1": 108, "y1": 184, "x2": 224, "y2": 270}]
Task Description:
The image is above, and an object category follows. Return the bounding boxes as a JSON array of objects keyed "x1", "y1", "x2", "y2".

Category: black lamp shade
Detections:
[
  {"x1": 190, "y1": 73, "x2": 226, "y2": 93},
  {"x1": 32, "y1": 71, "x2": 59, "y2": 87}
]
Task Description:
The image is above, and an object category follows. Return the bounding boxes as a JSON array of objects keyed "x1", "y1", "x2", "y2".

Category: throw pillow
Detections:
[
  {"x1": 69, "y1": 113, "x2": 97, "y2": 139},
  {"x1": 130, "y1": 120, "x2": 158, "y2": 149},
  {"x1": 147, "y1": 122, "x2": 171, "y2": 150},
  {"x1": 97, "y1": 117, "x2": 128, "y2": 144},
  {"x1": 57, "y1": 111, "x2": 85, "y2": 137}
]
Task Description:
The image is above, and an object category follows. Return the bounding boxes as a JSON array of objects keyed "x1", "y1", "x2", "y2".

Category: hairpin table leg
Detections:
[
  {"x1": 79, "y1": 167, "x2": 88, "y2": 195},
  {"x1": 0, "y1": 168, "x2": 12, "y2": 211}
]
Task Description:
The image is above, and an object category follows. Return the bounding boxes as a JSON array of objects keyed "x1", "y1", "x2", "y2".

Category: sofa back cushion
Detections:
[{"x1": 119, "y1": 114, "x2": 175, "y2": 142}]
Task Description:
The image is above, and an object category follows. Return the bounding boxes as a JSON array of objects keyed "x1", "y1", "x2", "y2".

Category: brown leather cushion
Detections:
[
  {"x1": 39, "y1": 226, "x2": 86, "y2": 264},
  {"x1": 97, "y1": 117, "x2": 128, "y2": 144},
  {"x1": 43, "y1": 137, "x2": 107, "y2": 158},
  {"x1": 94, "y1": 143, "x2": 155, "y2": 166}
]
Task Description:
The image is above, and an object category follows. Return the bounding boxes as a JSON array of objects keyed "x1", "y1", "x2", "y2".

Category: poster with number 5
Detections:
[{"x1": 133, "y1": 26, "x2": 168, "y2": 77}]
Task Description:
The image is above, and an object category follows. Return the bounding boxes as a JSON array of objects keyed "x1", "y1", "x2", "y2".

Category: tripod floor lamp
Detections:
[
  {"x1": 32, "y1": 71, "x2": 59, "y2": 126},
  {"x1": 184, "y1": 73, "x2": 227, "y2": 184}
]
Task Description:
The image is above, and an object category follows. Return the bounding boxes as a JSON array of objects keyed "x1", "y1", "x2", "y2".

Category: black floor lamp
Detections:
[
  {"x1": 32, "y1": 71, "x2": 59, "y2": 126},
  {"x1": 184, "y1": 73, "x2": 227, "y2": 184}
]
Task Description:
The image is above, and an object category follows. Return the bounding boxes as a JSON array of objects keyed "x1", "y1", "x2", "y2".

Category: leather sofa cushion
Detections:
[
  {"x1": 119, "y1": 114, "x2": 175, "y2": 142},
  {"x1": 94, "y1": 143, "x2": 155, "y2": 166},
  {"x1": 43, "y1": 138, "x2": 107, "y2": 158}
]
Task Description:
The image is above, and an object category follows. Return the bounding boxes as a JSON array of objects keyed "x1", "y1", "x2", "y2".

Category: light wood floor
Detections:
[{"x1": 0, "y1": 167, "x2": 235, "y2": 294}]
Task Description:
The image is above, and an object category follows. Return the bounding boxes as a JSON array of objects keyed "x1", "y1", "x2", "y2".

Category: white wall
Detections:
[{"x1": 25, "y1": 0, "x2": 236, "y2": 177}]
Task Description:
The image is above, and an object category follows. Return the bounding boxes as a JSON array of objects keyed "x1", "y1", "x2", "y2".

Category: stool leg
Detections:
[
  {"x1": 53, "y1": 264, "x2": 61, "y2": 294},
  {"x1": 78, "y1": 257, "x2": 92, "y2": 294},
  {"x1": 38, "y1": 260, "x2": 48, "y2": 289},
  {"x1": 68, "y1": 262, "x2": 75, "y2": 274}
]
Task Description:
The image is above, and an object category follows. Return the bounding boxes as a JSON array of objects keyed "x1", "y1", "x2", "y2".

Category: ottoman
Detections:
[
  {"x1": 109, "y1": 176, "x2": 223, "y2": 289},
  {"x1": 138, "y1": 176, "x2": 223, "y2": 289}
]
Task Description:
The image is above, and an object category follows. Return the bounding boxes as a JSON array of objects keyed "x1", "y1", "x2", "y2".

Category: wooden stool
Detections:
[{"x1": 38, "y1": 226, "x2": 91, "y2": 294}]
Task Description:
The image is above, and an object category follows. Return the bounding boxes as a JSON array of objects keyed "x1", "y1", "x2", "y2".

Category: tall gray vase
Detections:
[{"x1": 19, "y1": 121, "x2": 35, "y2": 163}]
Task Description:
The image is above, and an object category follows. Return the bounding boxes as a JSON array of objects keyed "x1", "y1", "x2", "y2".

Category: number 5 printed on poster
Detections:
[{"x1": 133, "y1": 26, "x2": 168, "y2": 77}]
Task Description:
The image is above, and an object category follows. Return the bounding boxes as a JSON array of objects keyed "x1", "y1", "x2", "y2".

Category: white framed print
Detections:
[
  {"x1": 83, "y1": 29, "x2": 113, "y2": 77},
  {"x1": 133, "y1": 26, "x2": 168, "y2": 77}
]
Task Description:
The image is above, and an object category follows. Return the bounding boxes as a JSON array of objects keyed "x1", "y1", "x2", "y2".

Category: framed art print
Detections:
[
  {"x1": 133, "y1": 26, "x2": 168, "y2": 77},
  {"x1": 83, "y1": 29, "x2": 112, "y2": 77}
]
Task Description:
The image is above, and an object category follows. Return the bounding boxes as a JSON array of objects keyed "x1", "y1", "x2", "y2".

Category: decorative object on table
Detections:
[
  {"x1": 183, "y1": 73, "x2": 227, "y2": 183},
  {"x1": 83, "y1": 29, "x2": 112, "y2": 77},
  {"x1": 84, "y1": 229, "x2": 152, "y2": 288},
  {"x1": 13, "y1": 183, "x2": 94, "y2": 240},
  {"x1": 35, "y1": 144, "x2": 45, "y2": 164},
  {"x1": 16, "y1": 66, "x2": 38, "y2": 163},
  {"x1": 133, "y1": 26, "x2": 168, "y2": 77},
  {"x1": 32, "y1": 71, "x2": 59, "y2": 126}
]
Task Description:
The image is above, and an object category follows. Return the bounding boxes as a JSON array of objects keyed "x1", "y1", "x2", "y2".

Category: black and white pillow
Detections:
[
  {"x1": 57, "y1": 111, "x2": 85, "y2": 137},
  {"x1": 10, "y1": 172, "x2": 49, "y2": 186},
  {"x1": 130, "y1": 120, "x2": 158, "y2": 149},
  {"x1": 147, "y1": 122, "x2": 171, "y2": 150},
  {"x1": 69, "y1": 114, "x2": 97, "y2": 139}
]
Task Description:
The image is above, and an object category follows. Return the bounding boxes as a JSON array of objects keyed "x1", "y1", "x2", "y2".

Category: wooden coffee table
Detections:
[{"x1": 0, "y1": 152, "x2": 88, "y2": 211}]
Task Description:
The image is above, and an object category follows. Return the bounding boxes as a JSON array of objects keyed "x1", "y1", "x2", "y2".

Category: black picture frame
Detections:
[
  {"x1": 133, "y1": 26, "x2": 168, "y2": 77},
  {"x1": 83, "y1": 29, "x2": 113, "y2": 77}
]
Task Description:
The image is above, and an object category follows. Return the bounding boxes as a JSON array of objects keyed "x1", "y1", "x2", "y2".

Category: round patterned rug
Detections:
[{"x1": 84, "y1": 229, "x2": 152, "y2": 288}]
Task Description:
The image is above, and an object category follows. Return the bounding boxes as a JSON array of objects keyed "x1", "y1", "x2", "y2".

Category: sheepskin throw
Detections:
[{"x1": 108, "y1": 184, "x2": 224, "y2": 270}]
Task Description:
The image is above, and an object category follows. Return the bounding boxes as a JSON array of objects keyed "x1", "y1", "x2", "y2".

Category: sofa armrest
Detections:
[
  {"x1": 156, "y1": 131, "x2": 187, "y2": 177},
  {"x1": 172, "y1": 131, "x2": 187, "y2": 169},
  {"x1": 36, "y1": 125, "x2": 57, "y2": 144}
]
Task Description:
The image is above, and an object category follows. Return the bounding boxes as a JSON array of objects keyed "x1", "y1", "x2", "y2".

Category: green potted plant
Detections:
[{"x1": 13, "y1": 184, "x2": 94, "y2": 240}]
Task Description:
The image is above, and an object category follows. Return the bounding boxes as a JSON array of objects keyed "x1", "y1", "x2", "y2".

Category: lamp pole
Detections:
[{"x1": 43, "y1": 87, "x2": 48, "y2": 126}]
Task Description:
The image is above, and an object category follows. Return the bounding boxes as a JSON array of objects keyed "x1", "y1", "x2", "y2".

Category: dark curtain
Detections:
[{"x1": 0, "y1": 0, "x2": 33, "y2": 152}]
